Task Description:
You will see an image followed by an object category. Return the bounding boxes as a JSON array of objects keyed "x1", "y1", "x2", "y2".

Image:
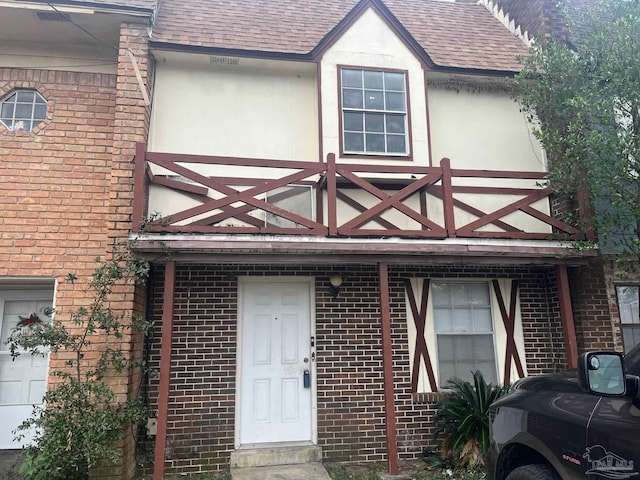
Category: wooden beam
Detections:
[
  {"x1": 457, "y1": 188, "x2": 551, "y2": 235},
  {"x1": 336, "y1": 190, "x2": 399, "y2": 230},
  {"x1": 327, "y1": 154, "x2": 337, "y2": 236},
  {"x1": 440, "y1": 158, "x2": 455, "y2": 237},
  {"x1": 379, "y1": 262, "x2": 399, "y2": 475},
  {"x1": 132, "y1": 238, "x2": 598, "y2": 260},
  {"x1": 450, "y1": 168, "x2": 547, "y2": 179},
  {"x1": 147, "y1": 151, "x2": 317, "y2": 169},
  {"x1": 132, "y1": 142, "x2": 147, "y2": 233},
  {"x1": 154, "y1": 261, "x2": 176, "y2": 480},
  {"x1": 137, "y1": 252, "x2": 590, "y2": 267},
  {"x1": 337, "y1": 169, "x2": 444, "y2": 233},
  {"x1": 556, "y1": 264, "x2": 578, "y2": 369}
]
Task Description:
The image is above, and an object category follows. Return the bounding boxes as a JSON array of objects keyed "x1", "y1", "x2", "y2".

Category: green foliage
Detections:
[
  {"x1": 515, "y1": 0, "x2": 640, "y2": 263},
  {"x1": 7, "y1": 242, "x2": 150, "y2": 480},
  {"x1": 434, "y1": 371, "x2": 509, "y2": 468}
]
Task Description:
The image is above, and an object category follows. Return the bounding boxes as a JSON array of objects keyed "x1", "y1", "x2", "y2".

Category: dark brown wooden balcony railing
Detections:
[{"x1": 132, "y1": 143, "x2": 580, "y2": 240}]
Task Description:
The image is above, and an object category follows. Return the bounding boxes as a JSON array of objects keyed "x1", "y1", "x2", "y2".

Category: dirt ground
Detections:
[{"x1": 325, "y1": 458, "x2": 433, "y2": 475}]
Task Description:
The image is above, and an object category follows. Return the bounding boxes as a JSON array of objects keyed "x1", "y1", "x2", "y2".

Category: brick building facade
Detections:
[
  {"x1": 138, "y1": 264, "x2": 571, "y2": 476},
  {"x1": 0, "y1": 0, "x2": 629, "y2": 479},
  {"x1": 0, "y1": 4, "x2": 152, "y2": 477}
]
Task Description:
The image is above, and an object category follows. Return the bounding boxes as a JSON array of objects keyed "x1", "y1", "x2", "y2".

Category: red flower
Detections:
[{"x1": 17, "y1": 313, "x2": 42, "y2": 327}]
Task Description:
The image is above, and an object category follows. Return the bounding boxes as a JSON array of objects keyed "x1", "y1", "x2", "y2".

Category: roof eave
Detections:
[
  {"x1": 428, "y1": 65, "x2": 521, "y2": 77},
  {"x1": 4, "y1": 0, "x2": 154, "y2": 16},
  {"x1": 149, "y1": 40, "x2": 521, "y2": 77},
  {"x1": 148, "y1": 41, "x2": 315, "y2": 62}
]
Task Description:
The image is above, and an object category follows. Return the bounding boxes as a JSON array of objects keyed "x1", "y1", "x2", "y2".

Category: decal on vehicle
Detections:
[
  {"x1": 562, "y1": 452, "x2": 582, "y2": 466},
  {"x1": 583, "y1": 445, "x2": 638, "y2": 479}
]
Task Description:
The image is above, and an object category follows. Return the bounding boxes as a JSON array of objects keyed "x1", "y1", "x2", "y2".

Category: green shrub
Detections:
[{"x1": 434, "y1": 371, "x2": 509, "y2": 468}]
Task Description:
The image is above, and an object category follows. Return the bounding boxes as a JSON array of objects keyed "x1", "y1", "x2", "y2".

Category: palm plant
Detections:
[{"x1": 434, "y1": 370, "x2": 509, "y2": 468}]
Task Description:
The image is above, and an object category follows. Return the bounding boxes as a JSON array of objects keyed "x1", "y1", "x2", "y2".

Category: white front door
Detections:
[
  {"x1": 239, "y1": 280, "x2": 313, "y2": 445},
  {"x1": 0, "y1": 291, "x2": 52, "y2": 449}
]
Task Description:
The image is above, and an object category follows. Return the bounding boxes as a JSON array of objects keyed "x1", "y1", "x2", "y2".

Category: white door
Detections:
[
  {"x1": 239, "y1": 281, "x2": 313, "y2": 445},
  {"x1": 0, "y1": 292, "x2": 51, "y2": 449}
]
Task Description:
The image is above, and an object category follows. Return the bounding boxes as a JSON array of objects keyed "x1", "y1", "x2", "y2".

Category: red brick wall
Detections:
[
  {"x1": 0, "y1": 20, "x2": 151, "y2": 480},
  {"x1": 0, "y1": 68, "x2": 118, "y2": 391},
  {"x1": 141, "y1": 263, "x2": 570, "y2": 476},
  {"x1": 568, "y1": 258, "x2": 617, "y2": 352},
  {"x1": 0, "y1": 69, "x2": 116, "y2": 282},
  {"x1": 109, "y1": 22, "x2": 153, "y2": 480}
]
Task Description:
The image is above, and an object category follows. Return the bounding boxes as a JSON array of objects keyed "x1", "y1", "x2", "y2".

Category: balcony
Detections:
[{"x1": 132, "y1": 143, "x2": 580, "y2": 243}]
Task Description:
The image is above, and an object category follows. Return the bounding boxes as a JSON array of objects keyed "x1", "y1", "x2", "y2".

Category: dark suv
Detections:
[{"x1": 487, "y1": 343, "x2": 640, "y2": 480}]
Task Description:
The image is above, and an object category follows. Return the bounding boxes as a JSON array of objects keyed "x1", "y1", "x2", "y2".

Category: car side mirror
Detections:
[{"x1": 578, "y1": 352, "x2": 626, "y2": 396}]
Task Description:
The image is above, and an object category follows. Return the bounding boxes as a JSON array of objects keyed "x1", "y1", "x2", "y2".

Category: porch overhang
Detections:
[{"x1": 130, "y1": 233, "x2": 597, "y2": 265}]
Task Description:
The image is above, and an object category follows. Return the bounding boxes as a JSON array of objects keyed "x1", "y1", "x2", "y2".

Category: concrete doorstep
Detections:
[
  {"x1": 231, "y1": 462, "x2": 331, "y2": 480},
  {"x1": 230, "y1": 446, "x2": 330, "y2": 480}
]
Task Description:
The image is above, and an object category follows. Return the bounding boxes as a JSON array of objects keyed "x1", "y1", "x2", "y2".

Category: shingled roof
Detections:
[{"x1": 150, "y1": 0, "x2": 530, "y2": 73}]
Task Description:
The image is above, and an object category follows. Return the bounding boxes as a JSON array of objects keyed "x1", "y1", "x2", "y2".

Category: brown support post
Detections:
[
  {"x1": 440, "y1": 157, "x2": 455, "y2": 237},
  {"x1": 556, "y1": 264, "x2": 578, "y2": 369},
  {"x1": 379, "y1": 262, "x2": 400, "y2": 476},
  {"x1": 327, "y1": 153, "x2": 337, "y2": 236},
  {"x1": 154, "y1": 261, "x2": 176, "y2": 480},
  {"x1": 132, "y1": 142, "x2": 147, "y2": 233}
]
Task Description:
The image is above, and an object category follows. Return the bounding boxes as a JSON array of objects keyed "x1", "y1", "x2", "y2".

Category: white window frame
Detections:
[
  {"x1": 432, "y1": 280, "x2": 499, "y2": 386},
  {"x1": 0, "y1": 89, "x2": 47, "y2": 132},
  {"x1": 340, "y1": 67, "x2": 409, "y2": 156},
  {"x1": 405, "y1": 278, "x2": 527, "y2": 393}
]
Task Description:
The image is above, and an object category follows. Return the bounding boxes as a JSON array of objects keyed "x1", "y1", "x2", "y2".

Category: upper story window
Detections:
[
  {"x1": 0, "y1": 89, "x2": 47, "y2": 132},
  {"x1": 340, "y1": 68, "x2": 409, "y2": 156}
]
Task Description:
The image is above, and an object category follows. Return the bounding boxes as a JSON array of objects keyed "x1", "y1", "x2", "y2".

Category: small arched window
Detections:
[{"x1": 0, "y1": 90, "x2": 47, "y2": 132}]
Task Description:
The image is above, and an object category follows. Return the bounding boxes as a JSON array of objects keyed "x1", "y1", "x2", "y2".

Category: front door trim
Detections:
[{"x1": 235, "y1": 276, "x2": 317, "y2": 449}]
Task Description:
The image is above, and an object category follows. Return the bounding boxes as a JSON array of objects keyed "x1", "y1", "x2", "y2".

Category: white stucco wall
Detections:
[
  {"x1": 427, "y1": 81, "x2": 546, "y2": 172},
  {"x1": 320, "y1": 7, "x2": 429, "y2": 165},
  {"x1": 149, "y1": 54, "x2": 318, "y2": 162},
  {"x1": 147, "y1": 17, "x2": 552, "y2": 234}
]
